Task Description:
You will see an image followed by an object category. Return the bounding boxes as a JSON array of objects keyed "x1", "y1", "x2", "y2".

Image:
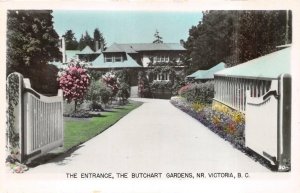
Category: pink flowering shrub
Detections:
[
  {"x1": 57, "y1": 60, "x2": 90, "y2": 111},
  {"x1": 102, "y1": 72, "x2": 119, "y2": 97}
]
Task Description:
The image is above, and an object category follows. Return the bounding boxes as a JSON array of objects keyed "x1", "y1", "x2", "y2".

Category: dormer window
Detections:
[
  {"x1": 114, "y1": 55, "x2": 123, "y2": 62},
  {"x1": 104, "y1": 53, "x2": 123, "y2": 62},
  {"x1": 105, "y1": 56, "x2": 113, "y2": 62}
]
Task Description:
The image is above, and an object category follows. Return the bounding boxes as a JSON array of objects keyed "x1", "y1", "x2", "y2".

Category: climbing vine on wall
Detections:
[
  {"x1": 6, "y1": 73, "x2": 20, "y2": 149},
  {"x1": 146, "y1": 61, "x2": 186, "y2": 95}
]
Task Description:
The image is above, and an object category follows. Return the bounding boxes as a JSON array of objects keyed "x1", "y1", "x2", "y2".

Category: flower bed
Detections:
[
  {"x1": 170, "y1": 96, "x2": 274, "y2": 170},
  {"x1": 170, "y1": 96, "x2": 245, "y2": 148}
]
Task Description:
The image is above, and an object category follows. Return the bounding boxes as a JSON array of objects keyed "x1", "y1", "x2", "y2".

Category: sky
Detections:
[{"x1": 52, "y1": 10, "x2": 203, "y2": 46}]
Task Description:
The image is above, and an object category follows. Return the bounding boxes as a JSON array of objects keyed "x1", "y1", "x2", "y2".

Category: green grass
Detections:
[{"x1": 62, "y1": 101, "x2": 142, "y2": 152}]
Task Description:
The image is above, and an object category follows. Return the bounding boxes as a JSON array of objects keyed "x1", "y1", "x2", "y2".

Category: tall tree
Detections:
[
  {"x1": 93, "y1": 28, "x2": 106, "y2": 51},
  {"x1": 63, "y1": 30, "x2": 79, "y2": 50},
  {"x1": 185, "y1": 10, "x2": 292, "y2": 73},
  {"x1": 153, "y1": 30, "x2": 163, "y2": 44},
  {"x1": 7, "y1": 10, "x2": 61, "y2": 93},
  {"x1": 78, "y1": 31, "x2": 93, "y2": 50},
  {"x1": 78, "y1": 34, "x2": 85, "y2": 50}
]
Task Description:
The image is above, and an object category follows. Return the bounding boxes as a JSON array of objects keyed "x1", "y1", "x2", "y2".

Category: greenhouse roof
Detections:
[
  {"x1": 89, "y1": 54, "x2": 142, "y2": 69},
  {"x1": 186, "y1": 70, "x2": 206, "y2": 78},
  {"x1": 214, "y1": 47, "x2": 291, "y2": 79},
  {"x1": 194, "y1": 62, "x2": 226, "y2": 80}
]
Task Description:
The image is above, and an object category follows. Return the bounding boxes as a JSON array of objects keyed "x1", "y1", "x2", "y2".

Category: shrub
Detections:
[
  {"x1": 117, "y1": 82, "x2": 130, "y2": 104},
  {"x1": 102, "y1": 71, "x2": 119, "y2": 97},
  {"x1": 99, "y1": 80, "x2": 113, "y2": 106},
  {"x1": 115, "y1": 69, "x2": 131, "y2": 86},
  {"x1": 179, "y1": 81, "x2": 214, "y2": 104},
  {"x1": 85, "y1": 79, "x2": 102, "y2": 105},
  {"x1": 150, "y1": 80, "x2": 172, "y2": 90},
  {"x1": 138, "y1": 71, "x2": 151, "y2": 98},
  {"x1": 57, "y1": 59, "x2": 90, "y2": 112}
]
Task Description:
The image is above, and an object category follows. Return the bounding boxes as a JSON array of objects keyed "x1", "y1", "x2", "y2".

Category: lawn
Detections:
[{"x1": 62, "y1": 100, "x2": 143, "y2": 151}]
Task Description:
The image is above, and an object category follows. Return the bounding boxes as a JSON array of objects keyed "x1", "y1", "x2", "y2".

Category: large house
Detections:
[{"x1": 58, "y1": 39, "x2": 186, "y2": 86}]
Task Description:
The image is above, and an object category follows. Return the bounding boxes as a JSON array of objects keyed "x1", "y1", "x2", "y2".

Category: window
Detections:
[
  {"x1": 114, "y1": 55, "x2": 122, "y2": 62},
  {"x1": 105, "y1": 56, "x2": 113, "y2": 62},
  {"x1": 104, "y1": 54, "x2": 123, "y2": 62},
  {"x1": 154, "y1": 55, "x2": 169, "y2": 63},
  {"x1": 156, "y1": 72, "x2": 170, "y2": 81}
]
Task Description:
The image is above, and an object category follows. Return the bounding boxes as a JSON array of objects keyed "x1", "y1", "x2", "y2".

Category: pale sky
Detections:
[{"x1": 52, "y1": 10, "x2": 203, "y2": 46}]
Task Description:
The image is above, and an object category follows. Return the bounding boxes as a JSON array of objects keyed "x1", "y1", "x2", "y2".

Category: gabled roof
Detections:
[
  {"x1": 103, "y1": 43, "x2": 186, "y2": 53},
  {"x1": 89, "y1": 53, "x2": 142, "y2": 69},
  {"x1": 214, "y1": 47, "x2": 291, "y2": 80},
  {"x1": 78, "y1": 46, "x2": 95, "y2": 54},
  {"x1": 195, "y1": 62, "x2": 226, "y2": 80}
]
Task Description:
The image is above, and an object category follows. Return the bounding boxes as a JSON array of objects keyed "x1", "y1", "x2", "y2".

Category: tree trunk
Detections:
[{"x1": 74, "y1": 101, "x2": 77, "y2": 112}]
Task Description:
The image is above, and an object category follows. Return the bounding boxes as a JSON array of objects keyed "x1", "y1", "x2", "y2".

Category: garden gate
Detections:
[
  {"x1": 7, "y1": 72, "x2": 64, "y2": 163},
  {"x1": 245, "y1": 73, "x2": 291, "y2": 171}
]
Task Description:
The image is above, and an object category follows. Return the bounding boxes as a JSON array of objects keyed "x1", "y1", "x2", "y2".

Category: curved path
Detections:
[{"x1": 27, "y1": 98, "x2": 270, "y2": 173}]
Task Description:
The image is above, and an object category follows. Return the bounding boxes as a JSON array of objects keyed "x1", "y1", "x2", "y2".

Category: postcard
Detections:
[{"x1": 1, "y1": 1, "x2": 300, "y2": 193}]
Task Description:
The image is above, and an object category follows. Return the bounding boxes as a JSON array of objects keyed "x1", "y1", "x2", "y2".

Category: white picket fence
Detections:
[{"x1": 7, "y1": 73, "x2": 64, "y2": 163}]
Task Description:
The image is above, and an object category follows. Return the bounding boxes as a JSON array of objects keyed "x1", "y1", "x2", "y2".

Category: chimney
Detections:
[
  {"x1": 180, "y1": 39, "x2": 184, "y2": 47},
  {"x1": 100, "y1": 42, "x2": 104, "y2": 52},
  {"x1": 61, "y1": 36, "x2": 66, "y2": 63},
  {"x1": 95, "y1": 40, "x2": 99, "y2": 51}
]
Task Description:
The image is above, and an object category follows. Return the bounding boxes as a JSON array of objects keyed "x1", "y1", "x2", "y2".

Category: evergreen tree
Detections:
[
  {"x1": 185, "y1": 10, "x2": 292, "y2": 73},
  {"x1": 93, "y1": 28, "x2": 106, "y2": 51},
  {"x1": 153, "y1": 30, "x2": 163, "y2": 44},
  {"x1": 7, "y1": 10, "x2": 61, "y2": 94},
  {"x1": 78, "y1": 34, "x2": 85, "y2": 50},
  {"x1": 78, "y1": 31, "x2": 93, "y2": 50},
  {"x1": 63, "y1": 30, "x2": 79, "y2": 50}
]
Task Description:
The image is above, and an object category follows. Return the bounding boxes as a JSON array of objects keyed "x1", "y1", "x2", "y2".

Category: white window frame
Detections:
[{"x1": 114, "y1": 55, "x2": 123, "y2": 62}]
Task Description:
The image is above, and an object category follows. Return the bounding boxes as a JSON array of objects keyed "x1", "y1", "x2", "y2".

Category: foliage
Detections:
[
  {"x1": 170, "y1": 96, "x2": 245, "y2": 148},
  {"x1": 57, "y1": 59, "x2": 90, "y2": 111},
  {"x1": 117, "y1": 83, "x2": 130, "y2": 104},
  {"x1": 102, "y1": 71, "x2": 119, "y2": 97},
  {"x1": 78, "y1": 31, "x2": 93, "y2": 50},
  {"x1": 150, "y1": 81, "x2": 172, "y2": 90},
  {"x1": 7, "y1": 10, "x2": 61, "y2": 94},
  {"x1": 185, "y1": 10, "x2": 292, "y2": 73},
  {"x1": 6, "y1": 73, "x2": 29, "y2": 173},
  {"x1": 6, "y1": 153, "x2": 28, "y2": 173},
  {"x1": 153, "y1": 30, "x2": 163, "y2": 44},
  {"x1": 64, "y1": 109, "x2": 93, "y2": 118},
  {"x1": 93, "y1": 28, "x2": 106, "y2": 51},
  {"x1": 63, "y1": 30, "x2": 79, "y2": 50},
  {"x1": 85, "y1": 79, "x2": 102, "y2": 107},
  {"x1": 178, "y1": 81, "x2": 214, "y2": 104},
  {"x1": 99, "y1": 80, "x2": 113, "y2": 105},
  {"x1": 87, "y1": 70, "x2": 104, "y2": 81},
  {"x1": 138, "y1": 70, "x2": 151, "y2": 98},
  {"x1": 146, "y1": 61, "x2": 186, "y2": 96},
  {"x1": 77, "y1": 28, "x2": 107, "y2": 51},
  {"x1": 6, "y1": 74, "x2": 20, "y2": 149},
  {"x1": 115, "y1": 69, "x2": 131, "y2": 86}
]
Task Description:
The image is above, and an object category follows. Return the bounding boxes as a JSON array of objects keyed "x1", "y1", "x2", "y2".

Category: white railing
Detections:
[
  {"x1": 214, "y1": 76, "x2": 272, "y2": 112},
  {"x1": 23, "y1": 78, "x2": 64, "y2": 162}
]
